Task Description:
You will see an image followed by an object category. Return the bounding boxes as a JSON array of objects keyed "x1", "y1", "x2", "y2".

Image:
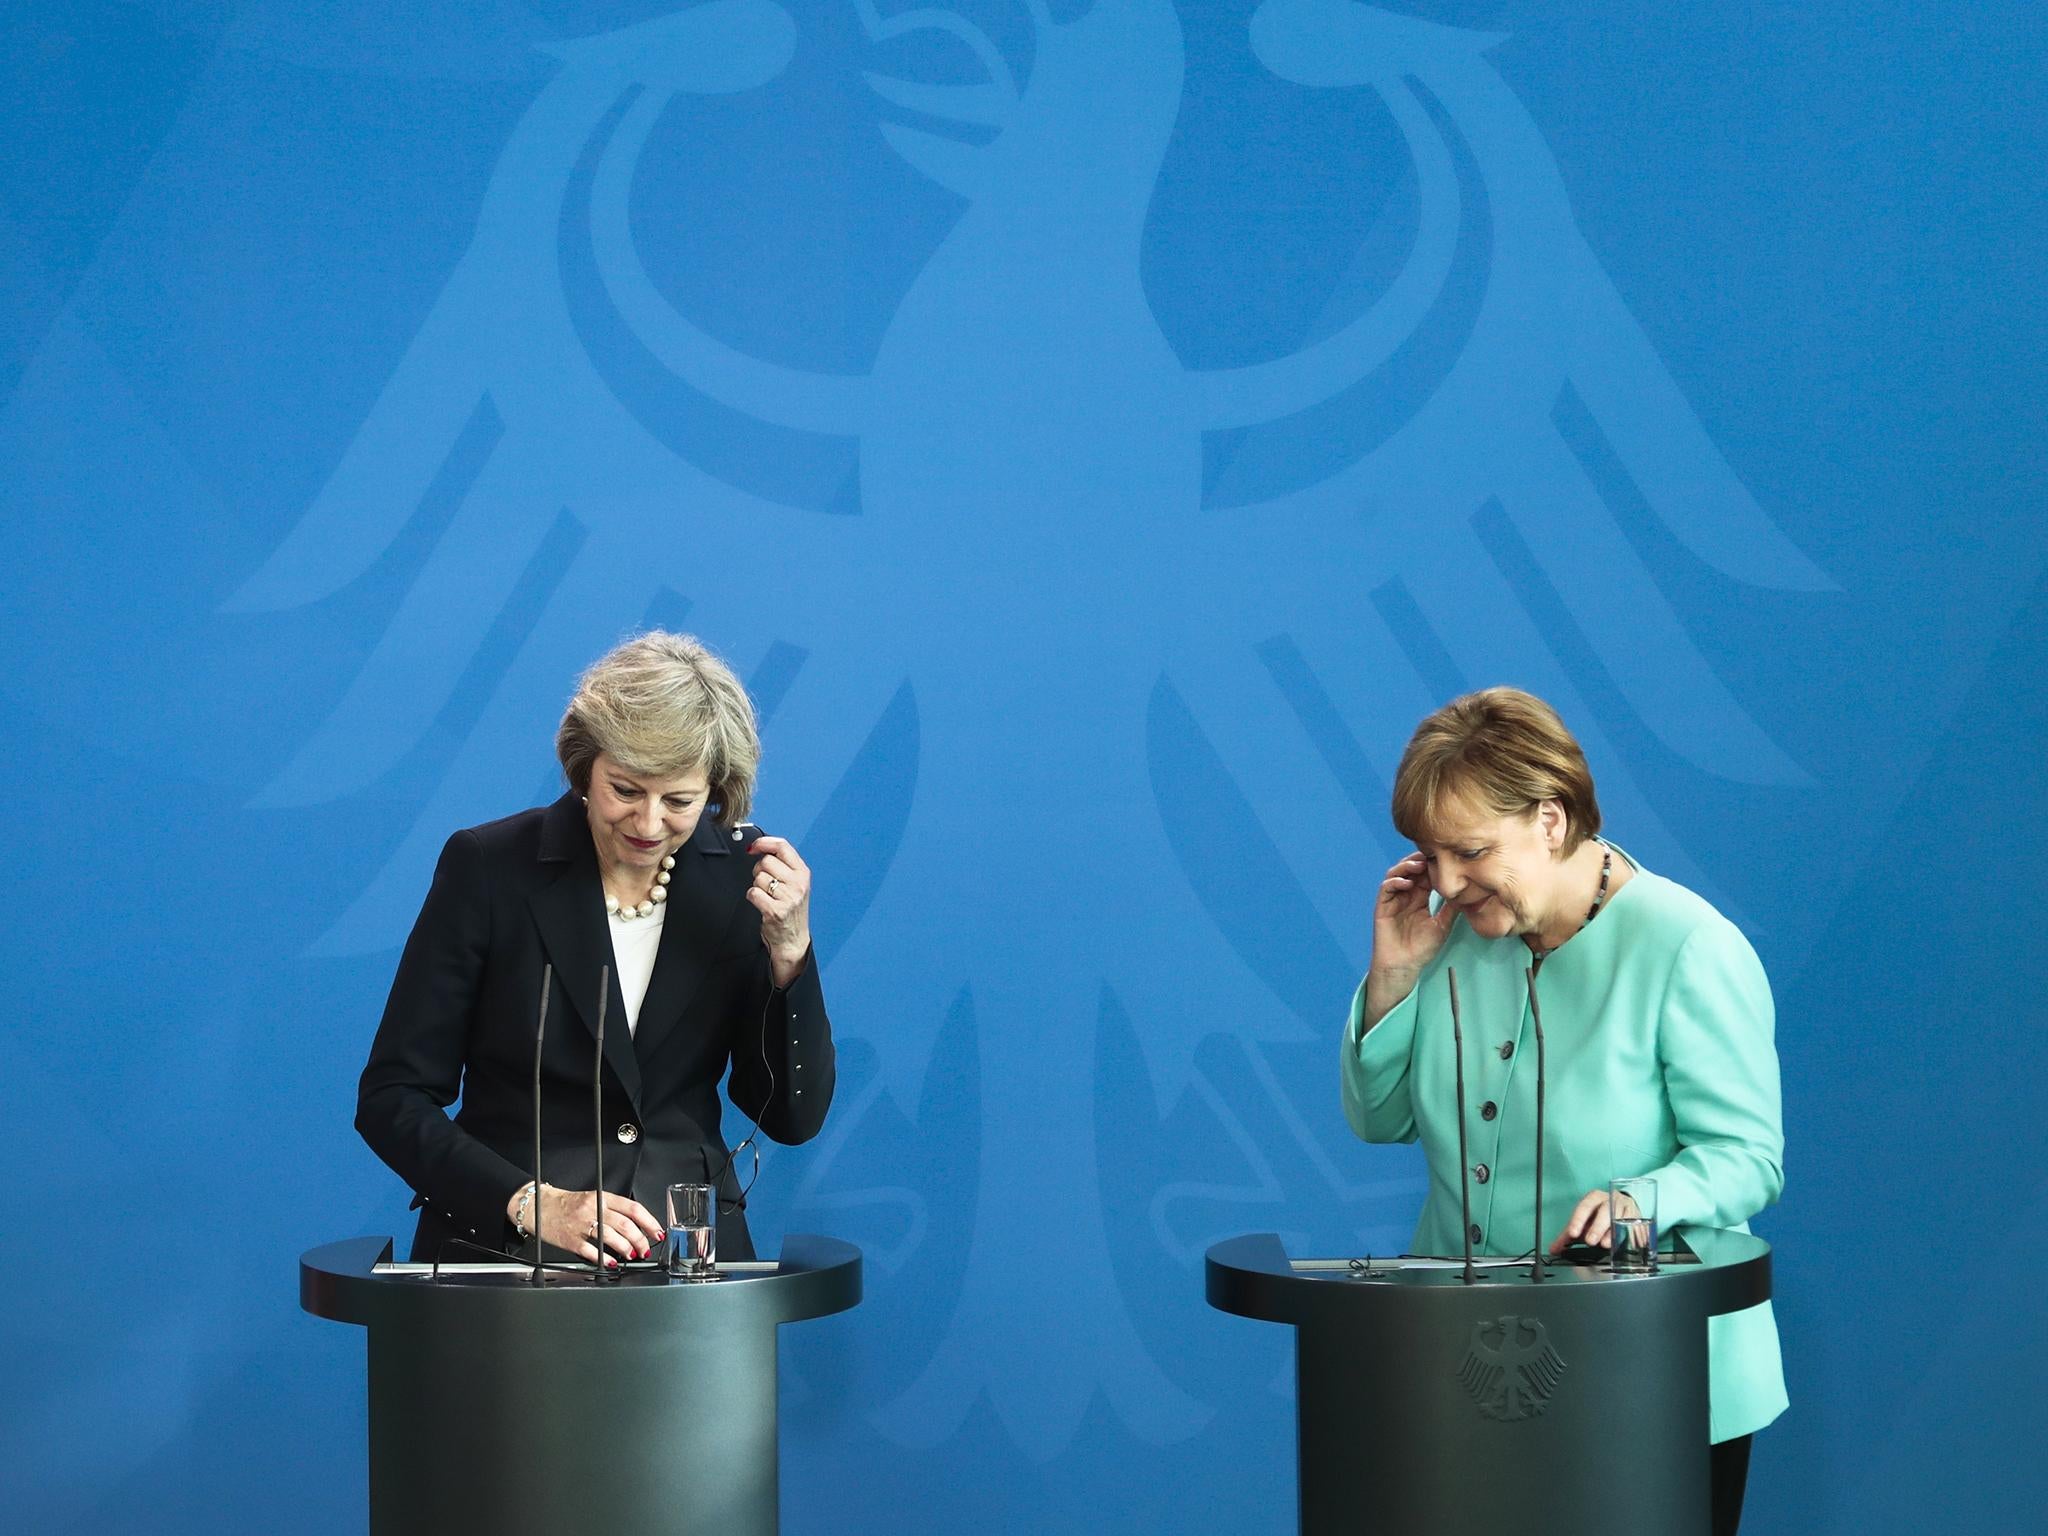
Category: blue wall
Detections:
[{"x1": 3, "y1": 2, "x2": 2043, "y2": 1531}]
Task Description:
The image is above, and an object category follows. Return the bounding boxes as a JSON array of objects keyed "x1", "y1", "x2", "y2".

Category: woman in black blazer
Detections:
[{"x1": 357, "y1": 631, "x2": 834, "y2": 1265}]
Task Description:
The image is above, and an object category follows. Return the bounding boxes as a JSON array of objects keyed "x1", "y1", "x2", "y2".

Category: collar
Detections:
[
  {"x1": 538, "y1": 791, "x2": 589, "y2": 863},
  {"x1": 695, "y1": 812, "x2": 752, "y2": 857}
]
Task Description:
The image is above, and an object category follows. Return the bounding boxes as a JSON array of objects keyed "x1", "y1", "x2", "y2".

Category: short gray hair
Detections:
[{"x1": 556, "y1": 632, "x2": 759, "y2": 826}]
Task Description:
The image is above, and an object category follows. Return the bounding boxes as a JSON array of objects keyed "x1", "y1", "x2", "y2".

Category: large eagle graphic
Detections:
[{"x1": 232, "y1": 0, "x2": 1827, "y2": 1456}]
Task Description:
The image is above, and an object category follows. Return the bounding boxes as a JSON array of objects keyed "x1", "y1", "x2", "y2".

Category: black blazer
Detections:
[{"x1": 356, "y1": 792, "x2": 834, "y2": 1262}]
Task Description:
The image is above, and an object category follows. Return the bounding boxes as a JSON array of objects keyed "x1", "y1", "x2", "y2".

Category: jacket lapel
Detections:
[
  {"x1": 527, "y1": 793, "x2": 644, "y2": 1108},
  {"x1": 631, "y1": 816, "x2": 747, "y2": 1062}
]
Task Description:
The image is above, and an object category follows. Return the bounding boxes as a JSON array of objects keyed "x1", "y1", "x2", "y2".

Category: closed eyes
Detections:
[
  {"x1": 1423, "y1": 847, "x2": 1489, "y2": 863},
  {"x1": 611, "y1": 782, "x2": 697, "y2": 811}
]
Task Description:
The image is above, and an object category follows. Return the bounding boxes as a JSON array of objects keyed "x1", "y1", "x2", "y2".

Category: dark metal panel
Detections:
[
  {"x1": 1206, "y1": 1231, "x2": 1766, "y2": 1536},
  {"x1": 303, "y1": 1234, "x2": 862, "y2": 1536}
]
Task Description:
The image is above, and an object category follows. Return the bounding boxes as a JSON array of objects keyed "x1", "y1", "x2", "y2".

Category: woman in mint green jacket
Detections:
[{"x1": 1342, "y1": 688, "x2": 1785, "y2": 1536}]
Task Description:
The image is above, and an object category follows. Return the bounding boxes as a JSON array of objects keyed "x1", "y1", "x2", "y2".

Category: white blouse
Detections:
[{"x1": 605, "y1": 903, "x2": 664, "y2": 1035}]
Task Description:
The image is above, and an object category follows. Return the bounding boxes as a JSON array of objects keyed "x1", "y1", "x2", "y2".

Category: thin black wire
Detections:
[
  {"x1": 429, "y1": 1235, "x2": 596, "y2": 1281},
  {"x1": 508, "y1": 961, "x2": 782, "y2": 1245},
  {"x1": 704, "y1": 989, "x2": 776, "y2": 1216},
  {"x1": 1347, "y1": 1254, "x2": 1523, "y2": 1275},
  {"x1": 419, "y1": 946, "x2": 778, "y2": 1275}
]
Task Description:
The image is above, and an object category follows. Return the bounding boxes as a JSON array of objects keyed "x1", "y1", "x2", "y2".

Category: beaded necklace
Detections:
[
  {"x1": 1528, "y1": 842, "x2": 1613, "y2": 968},
  {"x1": 605, "y1": 853, "x2": 675, "y2": 920}
]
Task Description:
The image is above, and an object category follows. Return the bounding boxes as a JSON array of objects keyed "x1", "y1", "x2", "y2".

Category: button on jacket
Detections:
[
  {"x1": 1341, "y1": 852, "x2": 1787, "y2": 1443},
  {"x1": 357, "y1": 792, "x2": 835, "y2": 1262}
]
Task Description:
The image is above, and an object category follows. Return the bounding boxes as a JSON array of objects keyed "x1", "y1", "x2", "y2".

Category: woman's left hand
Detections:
[
  {"x1": 1550, "y1": 1188, "x2": 1625, "y2": 1253},
  {"x1": 746, "y1": 835, "x2": 812, "y2": 987}
]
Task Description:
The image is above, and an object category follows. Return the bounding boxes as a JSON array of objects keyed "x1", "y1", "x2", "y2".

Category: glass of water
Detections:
[
  {"x1": 666, "y1": 1182, "x2": 716, "y2": 1280},
  {"x1": 1608, "y1": 1177, "x2": 1658, "y2": 1274}
]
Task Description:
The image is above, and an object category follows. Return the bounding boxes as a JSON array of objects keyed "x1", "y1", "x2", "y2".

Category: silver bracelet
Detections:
[{"x1": 512, "y1": 1180, "x2": 539, "y2": 1240}]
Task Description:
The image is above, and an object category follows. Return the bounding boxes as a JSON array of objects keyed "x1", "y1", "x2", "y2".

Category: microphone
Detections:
[
  {"x1": 531, "y1": 963, "x2": 552, "y2": 1286},
  {"x1": 1447, "y1": 967, "x2": 1475, "y2": 1286},
  {"x1": 594, "y1": 964, "x2": 617, "y2": 1283},
  {"x1": 1525, "y1": 966, "x2": 1549, "y2": 1283}
]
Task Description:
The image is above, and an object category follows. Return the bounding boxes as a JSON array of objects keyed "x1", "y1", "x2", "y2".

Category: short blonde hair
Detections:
[
  {"x1": 556, "y1": 632, "x2": 759, "y2": 826},
  {"x1": 1390, "y1": 687, "x2": 1601, "y2": 854}
]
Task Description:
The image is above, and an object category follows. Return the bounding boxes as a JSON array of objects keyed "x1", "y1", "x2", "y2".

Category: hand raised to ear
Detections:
[
  {"x1": 746, "y1": 835, "x2": 812, "y2": 988},
  {"x1": 1361, "y1": 853, "x2": 1455, "y2": 1029}
]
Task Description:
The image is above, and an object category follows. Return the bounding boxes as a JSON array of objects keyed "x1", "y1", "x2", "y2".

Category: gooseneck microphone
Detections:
[
  {"x1": 1447, "y1": 967, "x2": 1476, "y2": 1286},
  {"x1": 1526, "y1": 965, "x2": 1549, "y2": 1283},
  {"x1": 593, "y1": 964, "x2": 617, "y2": 1283},
  {"x1": 531, "y1": 963, "x2": 553, "y2": 1286}
]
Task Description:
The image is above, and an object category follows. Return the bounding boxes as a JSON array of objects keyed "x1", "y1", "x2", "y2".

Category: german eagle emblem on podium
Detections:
[{"x1": 1457, "y1": 1315, "x2": 1568, "y2": 1422}]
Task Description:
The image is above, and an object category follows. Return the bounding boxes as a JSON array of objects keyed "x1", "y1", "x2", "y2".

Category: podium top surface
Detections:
[
  {"x1": 1206, "y1": 1227, "x2": 1769, "y2": 1328},
  {"x1": 301, "y1": 1233, "x2": 861, "y2": 1329}
]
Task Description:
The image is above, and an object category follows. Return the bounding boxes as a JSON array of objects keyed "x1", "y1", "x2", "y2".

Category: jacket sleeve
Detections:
[
  {"x1": 728, "y1": 944, "x2": 835, "y2": 1145},
  {"x1": 355, "y1": 829, "x2": 529, "y2": 1244},
  {"x1": 1645, "y1": 918, "x2": 1786, "y2": 1230},
  {"x1": 1340, "y1": 975, "x2": 1421, "y2": 1144}
]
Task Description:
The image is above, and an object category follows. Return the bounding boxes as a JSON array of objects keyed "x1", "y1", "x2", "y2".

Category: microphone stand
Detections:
[
  {"x1": 594, "y1": 965, "x2": 618, "y2": 1283},
  {"x1": 1447, "y1": 967, "x2": 1476, "y2": 1286},
  {"x1": 1525, "y1": 966, "x2": 1548, "y2": 1284},
  {"x1": 530, "y1": 963, "x2": 552, "y2": 1286}
]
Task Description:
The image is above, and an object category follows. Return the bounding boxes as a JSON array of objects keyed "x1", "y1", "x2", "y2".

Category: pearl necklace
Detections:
[{"x1": 606, "y1": 854, "x2": 674, "y2": 920}]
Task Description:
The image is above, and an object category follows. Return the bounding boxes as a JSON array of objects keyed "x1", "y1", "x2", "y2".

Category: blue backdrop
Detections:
[{"x1": 3, "y1": 1, "x2": 2043, "y2": 1531}]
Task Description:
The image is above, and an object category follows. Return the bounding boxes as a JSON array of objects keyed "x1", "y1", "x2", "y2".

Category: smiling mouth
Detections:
[{"x1": 624, "y1": 836, "x2": 663, "y2": 851}]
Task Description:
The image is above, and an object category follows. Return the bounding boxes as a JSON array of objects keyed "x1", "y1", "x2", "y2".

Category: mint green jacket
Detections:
[{"x1": 1341, "y1": 856, "x2": 1789, "y2": 1441}]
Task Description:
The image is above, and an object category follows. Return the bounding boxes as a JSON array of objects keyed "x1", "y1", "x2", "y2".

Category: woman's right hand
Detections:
[
  {"x1": 1362, "y1": 852, "x2": 1455, "y2": 1029},
  {"x1": 530, "y1": 1186, "x2": 666, "y2": 1265}
]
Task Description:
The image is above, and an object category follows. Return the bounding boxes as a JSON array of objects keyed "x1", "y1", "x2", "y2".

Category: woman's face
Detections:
[
  {"x1": 1418, "y1": 797, "x2": 1567, "y2": 940},
  {"x1": 584, "y1": 753, "x2": 711, "y2": 883}
]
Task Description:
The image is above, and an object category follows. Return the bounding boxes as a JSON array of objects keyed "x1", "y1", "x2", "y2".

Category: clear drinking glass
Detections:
[
  {"x1": 1608, "y1": 1176, "x2": 1659, "y2": 1274},
  {"x1": 666, "y1": 1182, "x2": 716, "y2": 1279}
]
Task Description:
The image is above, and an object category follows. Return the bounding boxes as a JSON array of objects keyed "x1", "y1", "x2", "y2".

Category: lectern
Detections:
[
  {"x1": 1206, "y1": 1228, "x2": 1769, "y2": 1536},
  {"x1": 302, "y1": 1235, "x2": 861, "y2": 1536}
]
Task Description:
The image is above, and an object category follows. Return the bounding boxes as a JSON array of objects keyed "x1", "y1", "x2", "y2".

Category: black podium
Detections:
[
  {"x1": 1206, "y1": 1228, "x2": 1770, "y2": 1536},
  {"x1": 302, "y1": 1234, "x2": 861, "y2": 1536}
]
